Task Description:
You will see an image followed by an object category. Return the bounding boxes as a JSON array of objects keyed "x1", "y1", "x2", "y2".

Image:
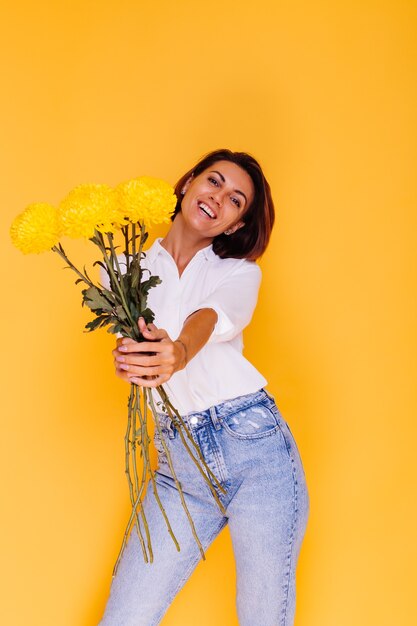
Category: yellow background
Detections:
[{"x1": 1, "y1": 1, "x2": 416, "y2": 624}]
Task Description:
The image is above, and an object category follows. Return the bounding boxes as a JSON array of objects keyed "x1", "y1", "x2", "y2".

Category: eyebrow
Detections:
[{"x1": 209, "y1": 170, "x2": 248, "y2": 205}]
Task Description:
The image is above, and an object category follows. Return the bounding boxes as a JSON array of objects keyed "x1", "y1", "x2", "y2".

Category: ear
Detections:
[
  {"x1": 229, "y1": 220, "x2": 245, "y2": 234},
  {"x1": 181, "y1": 174, "x2": 194, "y2": 195}
]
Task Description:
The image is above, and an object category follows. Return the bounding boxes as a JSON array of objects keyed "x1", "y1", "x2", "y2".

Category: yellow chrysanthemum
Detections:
[
  {"x1": 58, "y1": 183, "x2": 121, "y2": 239},
  {"x1": 115, "y1": 176, "x2": 176, "y2": 226},
  {"x1": 10, "y1": 203, "x2": 61, "y2": 254}
]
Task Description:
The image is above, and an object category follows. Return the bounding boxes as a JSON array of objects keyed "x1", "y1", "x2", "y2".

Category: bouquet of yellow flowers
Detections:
[{"x1": 10, "y1": 177, "x2": 226, "y2": 575}]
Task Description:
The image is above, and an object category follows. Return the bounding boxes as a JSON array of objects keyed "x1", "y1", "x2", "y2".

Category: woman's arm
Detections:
[{"x1": 113, "y1": 308, "x2": 218, "y2": 388}]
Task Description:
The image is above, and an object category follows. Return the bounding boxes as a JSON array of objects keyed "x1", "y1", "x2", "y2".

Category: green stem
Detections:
[
  {"x1": 132, "y1": 385, "x2": 153, "y2": 561},
  {"x1": 95, "y1": 231, "x2": 137, "y2": 332},
  {"x1": 113, "y1": 386, "x2": 150, "y2": 577},
  {"x1": 52, "y1": 245, "x2": 94, "y2": 287},
  {"x1": 107, "y1": 232, "x2": 123, "y2": 281},
  {"x1": 157, "y1": 387, "x2": 227, "y2": 508},
  {"x1": 122, "y1": 225, "x2": 130, "y2": 273},
  {"x1": 144, "y1": 390, "x2": 180, "y2": 552},
  {"x1": 147, "y1": 389, "x2": 206, "y2": 561},
  {"x1": 124, "y1": 386, "x2": 148, "y2": 561},
  {"x1": 132, "y1": 223, "x2": 136, "y2": 257},
  {"x1": 138, "y1": 222, "x2": 146, "y2": 260}
]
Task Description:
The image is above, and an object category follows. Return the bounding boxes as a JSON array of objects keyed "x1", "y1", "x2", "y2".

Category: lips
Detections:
[{"x1": 197, "y1": 200, "x2": 217, "y2": 219}]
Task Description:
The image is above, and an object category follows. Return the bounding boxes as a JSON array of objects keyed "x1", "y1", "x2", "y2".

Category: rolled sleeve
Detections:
[{"x1": 185, "y1": 261, "x2": 262, "y2": 343}]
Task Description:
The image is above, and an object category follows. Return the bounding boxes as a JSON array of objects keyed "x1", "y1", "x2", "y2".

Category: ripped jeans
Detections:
[{"x1": 99, "y1": 388, "x2": 310, "y2": 626}]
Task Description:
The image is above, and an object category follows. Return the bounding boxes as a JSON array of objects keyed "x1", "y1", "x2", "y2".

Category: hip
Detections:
[{"x1": 154, "y1": 388, "x2": 309, "y2": 510}]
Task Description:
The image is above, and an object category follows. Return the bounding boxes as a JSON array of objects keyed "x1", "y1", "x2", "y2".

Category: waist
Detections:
[{"x1": 156, "y1": 387, "x2": 274, "y2": 436}]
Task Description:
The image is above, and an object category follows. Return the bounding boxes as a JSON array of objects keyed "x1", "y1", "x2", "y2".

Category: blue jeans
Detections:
[{"x1": 99, "y1": 389, "x2": 310, "y2": 626}]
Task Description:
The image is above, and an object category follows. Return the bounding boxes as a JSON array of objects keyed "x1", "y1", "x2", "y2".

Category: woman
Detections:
[{"x1": 99, "y1": 149, "x2": 310, "y2": 626}]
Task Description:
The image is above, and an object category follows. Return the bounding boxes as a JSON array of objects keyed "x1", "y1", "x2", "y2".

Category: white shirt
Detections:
[{"x1": 104, "y1": 237, "x2": 267, "y2": 414}]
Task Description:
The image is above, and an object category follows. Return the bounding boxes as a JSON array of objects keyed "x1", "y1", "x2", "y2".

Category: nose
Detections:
[{"x1": 209, "y1": 191, "x2": 223, "y2": 207}]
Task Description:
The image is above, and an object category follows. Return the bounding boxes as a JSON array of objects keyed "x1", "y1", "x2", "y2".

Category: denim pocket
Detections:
[{"x1": 221, "y1": 401, "x2": 281, "y2": 440}]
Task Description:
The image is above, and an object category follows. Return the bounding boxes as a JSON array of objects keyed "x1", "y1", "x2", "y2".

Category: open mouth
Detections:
[{"x1": 198, "y1": 201, "x2": 216, "y2": 219}]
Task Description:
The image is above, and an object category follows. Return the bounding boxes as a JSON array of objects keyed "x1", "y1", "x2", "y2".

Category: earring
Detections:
[
  {"x1": 224, "y1": 229, "x2": 233, "y2": 235},
  {"x1": 180, "y1": 189, "x2": 185, "y2": 195}
]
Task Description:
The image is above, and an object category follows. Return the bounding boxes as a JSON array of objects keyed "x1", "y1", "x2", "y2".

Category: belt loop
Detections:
[
  {"x1": 166, "y1": 420, "x2": 176, "y2": 439},
  {"x1": 209, "y1": 406, "x2": 222, "y2": 431},
  {"x1": 158, "y1": 413, "x2": 176, "y2": 439}
]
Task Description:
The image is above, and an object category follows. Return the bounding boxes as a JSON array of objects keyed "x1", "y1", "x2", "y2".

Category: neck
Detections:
[{"x1": 160, "y1": 214, "x2": 213, "y2": 274}]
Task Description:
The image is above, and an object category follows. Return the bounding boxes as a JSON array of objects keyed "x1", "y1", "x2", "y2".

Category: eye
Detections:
[
  {"x1": 231, "y1": 197, "x2": 241, "y2": 208},
  {"x1": 208, "y1": 176, "x2": 219, "y2": 186}
]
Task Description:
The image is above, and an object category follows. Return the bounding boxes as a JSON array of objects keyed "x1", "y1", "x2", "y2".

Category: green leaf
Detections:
[
  {"x1": 83, "y1": 265, "x2": 93, "y2": 283},
  {"x1": 141, "y1": 275, "x2": 162, "y2": 295},
  {"x1": 84, "y1": 314, "x2": 110, "y2": 332},
  {"x1": 140, "y1": 308, "x2": 155, "y2": 324},
  {"x1": 129, "y1": 301, "x2": 139, "y2": 321},
  {"x1": 99, "y1": 287, "x2": 119, "y2": 304},
  {"x1": 82, "y1": 286, "x2": 114, "y2": 312},
  {"x1": 130, "y1": 258, "x2": 142, "y2": 291},
  {"x1": 115, "y1": 305, "x2": 128, "y2": 320},
  {"x1": 93, "y1": 260, "x2": 108, "y2": 272}
]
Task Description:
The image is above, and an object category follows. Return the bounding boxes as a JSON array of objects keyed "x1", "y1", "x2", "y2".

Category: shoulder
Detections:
[
  {"x1": 202, "y1": 255, "x2": 262, "y2": 297},
  {"x1": 209, "y1": 251, "x2": 262, "y2": 280}
]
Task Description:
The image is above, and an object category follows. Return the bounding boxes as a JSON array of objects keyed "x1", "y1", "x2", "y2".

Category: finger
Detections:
[
  {"x1": 115, "y1": 364, "x2": 151, "y2": 386},
  {"x1": 137, "y1": 317, "x2": 148, "y2": 333},
  {"x1": 138, "y1": 317, "x2": 157, "y2": 336},
  {"x1": 129, "y1": 374, "x2": 169, "y2": 388},
  {"x1": 116, "y1": 337, "x2": 136, "y2": 348},
  {"x1": 143, "y1": 327, "x2": 167, "y2": 341},
  {"x1": 118, "y1": 341, "x2": 166, "y2": 354},
  {"x1": 138, "y1": 318, "x2": 167, "y2": 341},
  {"x1": 115, "y1": 368, "x2": 131, "y2": 383},
  {"x1": 152, "y1": 330, "x2": 169, "y2": 342},
  {"x1": 115, "y1": 353, "x2": 161, "y2": 367},
  {"x1": 121, "y1": 365, "x2": 167, "y2": 376},
  {"x1": 113, "y1": 347, "x2": 137, "y2": 358}
]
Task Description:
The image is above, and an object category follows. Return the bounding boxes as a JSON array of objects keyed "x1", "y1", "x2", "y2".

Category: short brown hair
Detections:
[{"x1": 172, "y1": 149, "x2": 275, "y2": 261}]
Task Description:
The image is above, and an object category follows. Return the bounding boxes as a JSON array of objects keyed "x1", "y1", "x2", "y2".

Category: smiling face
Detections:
[{"x1": 179, "y1": 160, "x2": 255, "y2": 240}]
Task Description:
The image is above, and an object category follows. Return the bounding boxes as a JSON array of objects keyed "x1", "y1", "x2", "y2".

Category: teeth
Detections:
[{"x1": 198, "y1": 201, "x2": 215, "y2": 218}]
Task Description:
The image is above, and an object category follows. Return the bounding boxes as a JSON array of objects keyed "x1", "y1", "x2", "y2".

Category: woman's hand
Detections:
[{"x1": 112, "y1": 317, "x2": 187, "y2": 388}]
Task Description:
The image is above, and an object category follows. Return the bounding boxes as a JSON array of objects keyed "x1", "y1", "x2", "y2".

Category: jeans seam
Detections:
[
  {"x1": 221, "y1": 421, "x2": 281, "y2": 441},
  {"x1": 197, "y1": 432, "x2": 230, "y2": 506},
  {"x1": 152, "y1": 518, "x2": 228, "y2": 625},
  {"x1": 279, "y1": 443, "x2": 299, "y2": 626},
  {"x1": 208, "y1": 428, "x2": 228, "y2": 484}
]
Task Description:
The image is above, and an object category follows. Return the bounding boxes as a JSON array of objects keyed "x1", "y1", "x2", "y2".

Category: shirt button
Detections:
[{"x1": 190, "y1": 416, "x2": 199, "y2": 425}]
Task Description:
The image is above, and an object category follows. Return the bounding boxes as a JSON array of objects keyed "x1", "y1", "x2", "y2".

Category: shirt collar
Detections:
[{"x1": 145, "y1": 237, "x2": 218, "y2": 264}]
